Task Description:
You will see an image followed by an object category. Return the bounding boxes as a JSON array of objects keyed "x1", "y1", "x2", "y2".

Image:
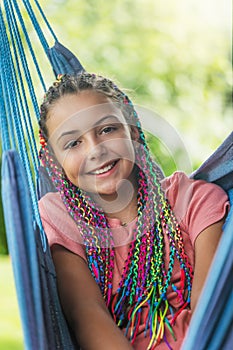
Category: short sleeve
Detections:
[
  {"x1": 39, "y1": 192, "x2": 87, "y2": 261},
  {"x1": 162, "y1": 171, "x2": 230, "y2": 246}
]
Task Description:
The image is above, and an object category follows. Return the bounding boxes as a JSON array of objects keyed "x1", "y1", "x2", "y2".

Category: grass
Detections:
[{"x1": 0, "y1": 255, "x2": 24, "y2": 350}]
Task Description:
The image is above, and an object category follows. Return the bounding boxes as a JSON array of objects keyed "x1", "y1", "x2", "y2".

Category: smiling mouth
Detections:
[{"x1": 90, "y1": 161, "x2": 118, "y2": 175}]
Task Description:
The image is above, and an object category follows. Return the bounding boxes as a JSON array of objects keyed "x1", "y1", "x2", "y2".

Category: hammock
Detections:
[{"x1": 0, "y1": 1, "x2": 232, "y2": 349}]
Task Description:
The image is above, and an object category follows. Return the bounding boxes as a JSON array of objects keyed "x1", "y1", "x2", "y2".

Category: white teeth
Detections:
[{"x1": 92, "y1": 162, "x2": 115, "y2": 175}]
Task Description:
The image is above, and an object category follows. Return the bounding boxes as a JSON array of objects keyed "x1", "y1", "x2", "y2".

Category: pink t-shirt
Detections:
[{"x1": 39, "y1": 171, "x2": 229, "y2": 349}]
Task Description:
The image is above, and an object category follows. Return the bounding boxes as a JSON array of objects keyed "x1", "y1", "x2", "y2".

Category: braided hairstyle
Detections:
[{"x1": 39, "y1": 72, "x2": 193, "y2": 348}]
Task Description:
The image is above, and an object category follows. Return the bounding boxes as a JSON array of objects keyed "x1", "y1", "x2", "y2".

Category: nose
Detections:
[{"x1": 87, "y1": 139, "x2": 107, "y2": 161}]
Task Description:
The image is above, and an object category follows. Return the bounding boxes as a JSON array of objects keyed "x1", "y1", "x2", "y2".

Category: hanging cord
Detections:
[
  {"x1": 33, "y1": 0, "x2": 58, "y2": 42},
  {"x1": 0, "y1": 78, "x2": 11, "y2": 151},
  {"x1": 21, "y1": 0, "x2": 50, "y2": 54},
  {"x1": 0, "y1": 8, "x2": 17, "y2": 152},
  {"x1": 0, "y1": 1, "x2": 47, "y2": 250},
  {"x1": 5, "y1": 2, "x2": 46, "y2": 247},
  {"x1": 21, "y1": 0, "x2": 57, "y2": 55},
  {"x1": 4, "y1": 0, "x2": 40, "y2": 167},
  {"x1": 6, "y1": 0, "x2": 47, "y2": 94}
]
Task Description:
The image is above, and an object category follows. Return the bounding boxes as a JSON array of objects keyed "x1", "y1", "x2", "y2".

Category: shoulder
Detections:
[
  {"x1": 161, "y1": 171, "x2": 229, "y2": 210},
  {"x1": 39, "y1": 192, "x2": 70, "y2": 228},
  {"x1": 161, "y1": 171, "x2": 229, "y2": 244},
  {"x1": 39, "y1": 191, "x2": 65, "y2": 210}
]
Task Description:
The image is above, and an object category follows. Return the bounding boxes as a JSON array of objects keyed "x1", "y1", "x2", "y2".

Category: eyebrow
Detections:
[{"x1": 57, "y1": 115, "x2": 120, "y2": 142}]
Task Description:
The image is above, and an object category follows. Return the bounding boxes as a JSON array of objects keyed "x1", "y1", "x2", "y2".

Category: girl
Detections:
[{"x1": 38, "y1": 72, "x2": 229, "y2": 350}]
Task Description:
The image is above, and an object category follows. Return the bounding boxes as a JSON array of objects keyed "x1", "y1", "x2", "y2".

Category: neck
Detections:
[
  {"x1": 91, "y1": 171, "x2": 138, "y2": 225},
  {"x1": 104, "y1": 189, "x2": 138, "y2": 225}
]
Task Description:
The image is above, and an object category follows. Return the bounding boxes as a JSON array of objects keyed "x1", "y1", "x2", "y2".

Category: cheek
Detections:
[
  {"x1": 61, "y1": 151, "x2": 83, "y2": 176},
  {"x1": 118, "y1": 139, "x2": 136, "y2": 162}
]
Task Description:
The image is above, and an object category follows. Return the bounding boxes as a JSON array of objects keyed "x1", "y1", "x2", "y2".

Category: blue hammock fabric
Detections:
[
  {"x1": 0, "y1": 1, "x2": 232, "y2": 349},
  {"x1": 181, "y1": 131, "x2": 233, "y2": 350},
  {"x1": 47, "y1": 41, "x2": 85, "y2": 76},
  {"x1": 1, "y1": 150, "x2": 77, "y2": 350},
  {"x1": 191, "y1": 132, "x2": 233, "y2": 191},
  {"x1": 1, "y1": 150, "x2": 44, "y2": 350},
  {"x1": 181, "y1": 189, "x2": 233, "y2": 350}
]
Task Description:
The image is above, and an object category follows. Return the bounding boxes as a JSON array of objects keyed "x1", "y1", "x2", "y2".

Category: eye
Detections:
[
  {"x1": 64, "y1": 139, "x2": 81, "y2": 150},
  {"x1": 100, "y1": 125, "x2": 117, "y2": 135}
]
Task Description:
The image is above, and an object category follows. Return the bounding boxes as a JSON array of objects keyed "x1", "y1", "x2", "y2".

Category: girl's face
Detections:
[{"x1": 46, "y1": 91, "x2": 139, "y2": 200}]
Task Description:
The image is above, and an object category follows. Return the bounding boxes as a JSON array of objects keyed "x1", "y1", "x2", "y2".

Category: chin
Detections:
[
  {"x1": 98, "y1": 189, "x2": 118, "y2": 196},
  {"x1": 95, "y1": 187, "x2": 118, "y2": 197},
  {"x1": 82, "y1": 186, "x2": 117, "y2": 197}
]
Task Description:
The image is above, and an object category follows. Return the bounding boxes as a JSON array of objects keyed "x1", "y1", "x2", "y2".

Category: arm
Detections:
[
  {"x1": 51, "y1": 244, "x2": 133, "y2": 350},
  {"x1": 190, "y1": 218, "x2": 224, "y2": 311}
]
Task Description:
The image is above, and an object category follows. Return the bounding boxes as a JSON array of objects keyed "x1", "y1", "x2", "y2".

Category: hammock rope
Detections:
[
  {"x1": 0, "y1": 1, "x2": 232, "y2": 349},
  {"x1": 0, "y1": 0, "x2": 58, "y2": 249},
  {"x1": 3, "y1": 1, "x2": 40, "y2": 167}
]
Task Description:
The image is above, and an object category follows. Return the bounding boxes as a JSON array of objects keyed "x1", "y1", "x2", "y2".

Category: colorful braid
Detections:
[{"x1": 39, "y1": 72, "x2": 193, "y2": 349}]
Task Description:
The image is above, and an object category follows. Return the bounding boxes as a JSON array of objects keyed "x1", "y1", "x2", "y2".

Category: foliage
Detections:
[
  {"x1": 0, "y1": 256, "x2": 23, "y2": 348},
  {"x1": 42, "y1": 0, "x2": 232, "y2": 168}
]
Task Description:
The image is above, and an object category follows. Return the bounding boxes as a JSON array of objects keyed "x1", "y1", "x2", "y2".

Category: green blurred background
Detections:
[{"x1": 0, "y1": 0, "x2": 232, "y2": 348}]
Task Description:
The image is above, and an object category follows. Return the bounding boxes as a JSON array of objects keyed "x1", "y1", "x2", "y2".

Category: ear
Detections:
[{"x1": 130, "y1": 126, "x2": 140, "y2": 142}]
